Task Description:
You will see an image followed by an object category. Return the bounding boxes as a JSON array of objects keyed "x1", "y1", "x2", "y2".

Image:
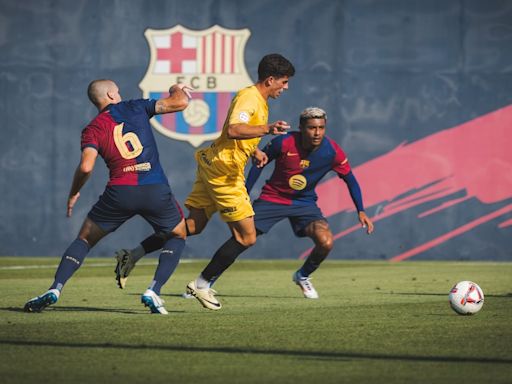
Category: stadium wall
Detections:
[{"x1": 0, "y1": 0, "x2": 511, "y2": 261}]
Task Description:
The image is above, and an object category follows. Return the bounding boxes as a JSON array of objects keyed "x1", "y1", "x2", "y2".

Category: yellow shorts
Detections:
[{"x1": 185, "y1": 161, "x2": 254, "y2": 223}]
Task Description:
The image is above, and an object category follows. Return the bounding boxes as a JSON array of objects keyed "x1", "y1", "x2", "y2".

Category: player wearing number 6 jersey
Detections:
[{"x1": 24, "y1": 79, "x2": 192, "y2": 315}]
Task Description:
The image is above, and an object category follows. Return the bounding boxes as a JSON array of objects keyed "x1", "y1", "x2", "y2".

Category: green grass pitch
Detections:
[{"x1": 0, "y1": 257, "x2": 511, "y2": 384}]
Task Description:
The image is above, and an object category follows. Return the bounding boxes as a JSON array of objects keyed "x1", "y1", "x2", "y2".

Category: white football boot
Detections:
[
  {"x1": 292, "y1": 271, "x2": 319, "y2": 299},
  {"x1": 186, "y1": 280, "x2": 221, "y2": 310},
  {"x1": 141, "y1": 289, "x2": 168, "y2": 315}
]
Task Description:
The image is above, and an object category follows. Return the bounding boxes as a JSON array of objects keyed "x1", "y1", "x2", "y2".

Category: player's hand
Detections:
[
  {"x1": 171, "y1": 84, "x2": 193, "y2": 99},
  {"x1": 67, "y1": 192, "x2": 80, "y2": 217},
  {"x1": 358, "y1": 211, "x2": 374, "y2": 234},
  {"x1": 252, "y1": 148, "x2": 268, "y2": 168},
  {"x1": 268, "y1": 120, "x2": 290, "y2": 135}
]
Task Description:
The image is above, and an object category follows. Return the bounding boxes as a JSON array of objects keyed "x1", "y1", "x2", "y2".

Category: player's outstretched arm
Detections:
[
  {"x1": 340, "y1": 171, "x2": 374, "y2": 234},
  {"x1": 358, "y1": 211, "x2": 374, "y2": 234},
  {"x1": 155, "y1": 84, "x2": 192, "y2": 114},
  {"x1": 227, "y1": 120, "x2": 290, "y2": 139},
  {"x1": 67, "y1": 147, "x2": 98, "y2": 217}
]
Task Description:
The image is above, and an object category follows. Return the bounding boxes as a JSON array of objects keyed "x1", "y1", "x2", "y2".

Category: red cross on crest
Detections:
[{"x1": 156, "y1": 32, "x2": 197, "y2": 73}]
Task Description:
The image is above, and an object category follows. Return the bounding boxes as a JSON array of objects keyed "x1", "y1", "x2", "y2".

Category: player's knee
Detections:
[
  {"x1": 245, "y1": 236, "x2": 257, "y2": 247},
  {"x1": 78, "y1": 218, "x2": 105, "y2": 247},
  {"x1": 170, "y1": 219, "x2": 187, "y2": 239},
  {"x1": 235, "y1": 233, "x2": 257, "y2": 248},
  {"x1": 316, "y1": 233, "x2": 334, "y2": 253}
]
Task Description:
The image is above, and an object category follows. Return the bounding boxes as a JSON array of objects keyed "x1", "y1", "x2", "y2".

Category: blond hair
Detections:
[{"x1": 299, "y1": 107, "x2": 327, "y2": 126}]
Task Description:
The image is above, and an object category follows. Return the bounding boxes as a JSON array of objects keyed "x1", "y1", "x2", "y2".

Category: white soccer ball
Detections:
[{"x1": 448, "y1": 281, "x2": 484, "y2": 315}]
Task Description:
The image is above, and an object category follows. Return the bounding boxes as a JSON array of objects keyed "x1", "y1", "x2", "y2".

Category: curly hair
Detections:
[{"x1": 257, "y1": 54, "x2": 295, "y2": 81}]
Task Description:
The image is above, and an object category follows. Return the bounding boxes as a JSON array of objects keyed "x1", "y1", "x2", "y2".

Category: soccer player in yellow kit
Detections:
[
  {"x1": 113, "y1": 54, "x2": 295, "y2": 309},
  {"x1": 183, "y1": 54, "x2": 295, "y2": 310}
]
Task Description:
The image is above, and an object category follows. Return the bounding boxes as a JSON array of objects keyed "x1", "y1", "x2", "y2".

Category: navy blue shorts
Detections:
[
  {"x1": 253, "y1": 199, "x2": 326, "y2": 238},
  {"x1": 88, "y1": 184, "x2": 183, "y2": 233}
]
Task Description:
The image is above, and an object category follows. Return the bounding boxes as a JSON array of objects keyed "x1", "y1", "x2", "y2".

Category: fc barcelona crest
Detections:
[{"x1": 139, "y1": 25, "x2": 252, "y2": 147}]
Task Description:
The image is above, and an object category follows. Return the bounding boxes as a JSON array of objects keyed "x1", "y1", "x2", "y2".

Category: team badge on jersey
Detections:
[
  {"x1": 139, "y1": 25, "x2": 253, "y2": 147},
  {"x1": 300, "y1": 159, "x2": 310, "y2": 168}
]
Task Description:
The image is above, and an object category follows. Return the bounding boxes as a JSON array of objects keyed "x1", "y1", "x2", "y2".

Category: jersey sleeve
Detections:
[
  {"x1": 261, "y1": 135, "x2": 283, "y2": 162},
  {"x1": 341, "y1": 171, "x2": 364, "y2": 212},
  {"x1": 132, "y1": 98, "x2": 157, "y2": 118},
  {"x1": 228, "y1": 91, "x2": 259, "y2": 125},
  {"x1": 81, "y1": 124, "x2": 100, "y2": 151},
  {"x1": 245, "y1": 136, "x2": 283, "y2": 193},
  {"x1": 245, "y1": 165, "x2": 263, "y2": 194},
  {"x1": 330, "y1": 139, "x2": 352, "y2": 176}
]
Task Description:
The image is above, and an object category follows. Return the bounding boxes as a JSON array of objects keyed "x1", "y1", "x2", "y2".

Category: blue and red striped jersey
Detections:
[
  {"x1": 81, "y1": 99, "x2": 168, "y2": 186},
  {"x1": 249, "y1": 132, "x2": 351, "y2": 205}
]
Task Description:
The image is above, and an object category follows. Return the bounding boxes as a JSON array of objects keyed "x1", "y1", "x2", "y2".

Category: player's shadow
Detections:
[
  {"x1": 1, "y1": 339, "x2": 511, "y2": 365},
  {"x1": 127, "y1": 293, "x2": 301, "y2": 300},
  {"x1": 1, "y1": 306, "x2": 184, "y2": 315},
  {"x1": 165, "y1": 293, "x2": 301, "y2": 299},
  {"x1": 211, "y1": 293, "x2": 301, "y2": 299}
]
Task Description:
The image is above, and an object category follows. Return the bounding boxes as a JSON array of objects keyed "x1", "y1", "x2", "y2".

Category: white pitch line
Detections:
[{"x1": 0, "y1": 259, "x2": 200, "y2": 270}]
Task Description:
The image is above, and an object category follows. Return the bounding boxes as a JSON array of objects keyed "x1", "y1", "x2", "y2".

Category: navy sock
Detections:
[
  {"x1": 149, "y1": 237, "x2": 185, "y2": 295},
  {"x1": 50, "y1": 238, "x2": 90, "y2": 291},
  {"x1": 299, "y1": 249, "x2": 328, "y2": 277}
]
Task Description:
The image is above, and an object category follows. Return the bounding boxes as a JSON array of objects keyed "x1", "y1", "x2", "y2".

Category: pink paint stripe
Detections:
[
  {"x1": 384, "y1": 179, "x2": 454, "y2": 211},
  {"x1": 498, "y1": 218, "x2": 512, "y2": 228},
  {"x1": 390, "y1": 204, "x2": 512, "y2": 262},
  {"x1": 384, "y1": 187, "x2": 460, "y2": 215},
  {"x1": 298, "y1": 210, "x2": 392, "y2": 260},
  {"x1": 418, "y1": 196, "x2": 471, "y2": 218}
]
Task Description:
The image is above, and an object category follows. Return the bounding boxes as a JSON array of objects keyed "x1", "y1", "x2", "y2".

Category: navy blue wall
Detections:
[{"x1": 1, "y1": 0, "x2": 511, "y2": 260}]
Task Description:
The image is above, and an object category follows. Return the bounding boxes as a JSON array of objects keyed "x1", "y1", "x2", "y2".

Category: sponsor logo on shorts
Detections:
[{"x1": 220, "y1": 207, "x2": 237, "y2": 214}]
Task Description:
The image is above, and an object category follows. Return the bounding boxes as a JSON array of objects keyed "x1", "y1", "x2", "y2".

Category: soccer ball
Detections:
[{"x1": 448, "y1": 281, "x2": 484, "y2": 315}]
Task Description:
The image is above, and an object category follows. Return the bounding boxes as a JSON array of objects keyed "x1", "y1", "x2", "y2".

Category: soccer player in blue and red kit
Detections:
[
  {"x1": 24, "y1": 79, "x2": 192, "y2": 314},
  {"x1": 244, "y1": 106, "x2": 374, "y2": 298}
]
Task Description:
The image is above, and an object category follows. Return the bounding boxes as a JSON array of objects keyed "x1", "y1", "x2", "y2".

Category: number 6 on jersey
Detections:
[{"x1": 114, "y1": 123, "x2": 143, "y2": 159}]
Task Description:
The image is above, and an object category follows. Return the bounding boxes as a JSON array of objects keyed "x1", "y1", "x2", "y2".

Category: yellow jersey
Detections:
[{"x1": 196, "y1": 85, "x2": 268, "y2": 176}]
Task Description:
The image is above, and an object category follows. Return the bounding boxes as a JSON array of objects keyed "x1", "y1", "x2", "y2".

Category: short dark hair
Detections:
[
  {"x1": 257, "y1": 53, "x2": 295, "y2": 81},
  {"x1": 87, "y1": 79, "x2": 112, "y2": 107}
]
